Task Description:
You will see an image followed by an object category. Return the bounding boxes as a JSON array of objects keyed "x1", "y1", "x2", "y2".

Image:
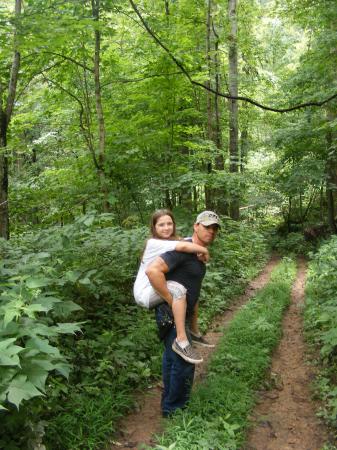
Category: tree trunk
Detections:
[
  {"x1": 213, "y1": 20, "x2": 222, "y2": 162},
  {"x1": 228, "y1": 0, "x2": 239, "y2": 220},
  {"x1": 204, "y1": 0, "x2": 214, "y2": 210},
  {"x1": 240, "y1": 127, "x2": 248, "y2": 172},
  {"x1": 326, "y1": 106, "x2": 337, "y2": 233},
  {"x1": 212, "y1": 10, "x2": 227, "y2": 215},
  {"x1": 0, "y1": 0, "x2": 22, "y2": 239},
  {"x1": 0, "y1": 109, "x2": 9, "y2": 240},
  {"x1": 164, "y1": 0, "x2": 169, "y2": 16},
  {"x1": 205, "y1": 0, "x2": 226, "y2": 213},
  {"x1": 320, "y1": 183, "x2": 324, "y2": 222},
  {"x1": 287, "y1": 197, "x2": 292, "y2": 233},
  {"x1": 206, "y1": 0, "x2": 213, "y2": 144},
  {"x1": 92, "y1": 0, "x2": 109, "y2": 212}
]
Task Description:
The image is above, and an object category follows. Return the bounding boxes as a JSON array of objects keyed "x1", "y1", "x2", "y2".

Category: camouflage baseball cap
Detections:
[{"x1": 195, "y1": 211, "x2": 221, "y2": 227}]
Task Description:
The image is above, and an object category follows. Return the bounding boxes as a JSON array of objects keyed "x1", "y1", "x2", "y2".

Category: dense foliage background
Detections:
[{"x1": 0, "y1": 0, "x2": 336, "y2": 448}]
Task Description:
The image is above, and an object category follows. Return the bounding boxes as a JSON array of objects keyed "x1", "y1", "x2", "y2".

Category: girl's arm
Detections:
[{"x1": 174, "y1": 241, "x2": 210, "y2": 262}]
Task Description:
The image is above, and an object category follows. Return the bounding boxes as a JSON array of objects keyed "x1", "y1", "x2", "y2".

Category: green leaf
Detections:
[
  {"x1": 31, "y1": 358, "x2": 56, "y2": 371},
  {"x1": 7, "y1": 375, "x2": 43, "y2": 409},
  {"x1": 3, "y1": 307, "x2": 22, "y2": 328},
  {"x1": 55, "y1": 322, "x2": 82, "y2": 335},
  {"x1": 23, "y1": 303, "x2": 50, "y2": 316},
  {"x1": 0, "y1": 340, "x2": 23, "y2": 366},
  {"x1": 32, "y1": 295, "x2": 62, "y2": 311},
  {"x1": 23, "y1": 366, "x2": 48, "y2": 392},
  {"x1": 83, "y1": 216, "x2": 95, "y2": 226},
  {"x1": 54, "y1": 362, "x2": 71, "y2": 379},
  {"x1": 53, "y1": 301, "x2": 82, "y2": 316},
  {"x1": 19, "y1": 321, "x2": 58, "y2": 339},
  {"x1": 26, "y1": 277, "x2": 52, "y2": 289},
  {"x1": 35, "y1": 252, "x2": 51, "y2": 259},
  {"x1": 64, "y1": 270, "x2": 81, "y2": 283},
  {"x1": 26, "y1": 337, "x2": 60, "y2": 357}
]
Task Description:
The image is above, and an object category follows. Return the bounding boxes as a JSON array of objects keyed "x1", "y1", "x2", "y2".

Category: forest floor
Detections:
[
  {"x1": 244, "y1": 258, "x2": 328, "y2": 450},
  {"x1": 109, "y1": 255, "x2": 280, "y2": 450}
]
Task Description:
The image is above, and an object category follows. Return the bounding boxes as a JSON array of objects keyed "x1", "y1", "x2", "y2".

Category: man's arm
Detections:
[
  {"x1": 175, "y1": 241, "x2": 209, "y2": 262},
  {"x1": 145, "y1": 256, "x2": 173, "y2": 306}
]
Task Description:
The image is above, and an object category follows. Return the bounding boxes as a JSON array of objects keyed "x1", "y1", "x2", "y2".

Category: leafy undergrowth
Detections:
[
  {"x1": 154, "y1": 258, "x2": 296, "y2": 450},
  {"x1": 197, "y1": 220, "x2": 268, "y2": 331},
  {"x1": 0, "y1": 215, "x2": 268, "y2": 449},
  {"x1": 270, "y1": 231, "x2": 318, "y2": 256},
  {"x1": 305, "y1": 236, "x2": 337, "y2": 447}
]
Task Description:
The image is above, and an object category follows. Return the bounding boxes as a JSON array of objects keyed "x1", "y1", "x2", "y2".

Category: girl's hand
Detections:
[{"x1": 197, "y1": 250, "x2": 209, "y2": 263}]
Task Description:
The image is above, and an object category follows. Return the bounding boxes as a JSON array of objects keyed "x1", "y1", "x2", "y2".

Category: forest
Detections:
[{"x1": 0, "y1": 0, "x2": 336, "y2": 448}]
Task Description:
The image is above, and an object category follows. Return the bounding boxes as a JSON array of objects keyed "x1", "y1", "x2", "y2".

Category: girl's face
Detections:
[{"x1": 155, "y1": 215, "x2": 175, "y2": 239}]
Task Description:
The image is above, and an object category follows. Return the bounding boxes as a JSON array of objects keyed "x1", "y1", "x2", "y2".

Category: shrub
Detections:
[{"x1": 305, "y1": 236, "x2": 337, "y2": 440}]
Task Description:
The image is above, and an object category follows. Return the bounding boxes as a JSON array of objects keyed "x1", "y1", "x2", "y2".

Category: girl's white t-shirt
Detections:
[{"x1": 133, "y1": 238, "x2": 179, "y2": 301}]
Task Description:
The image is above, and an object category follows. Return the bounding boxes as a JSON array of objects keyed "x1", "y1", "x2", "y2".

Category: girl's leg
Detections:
[
  {"x1": 172, "y1": 296, "x2": 188, "y2": 343},
  {"x1": 167, "y1": 282, "x2": 203, "y2": 363},
  {"x1": 166, "y1": 281, "x2": 189, "y2": 345}
]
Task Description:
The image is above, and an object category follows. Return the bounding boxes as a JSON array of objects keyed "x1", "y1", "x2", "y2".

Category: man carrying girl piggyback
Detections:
[{"x1": 133, "y1": 209, "x2": 218, "y2": 364}]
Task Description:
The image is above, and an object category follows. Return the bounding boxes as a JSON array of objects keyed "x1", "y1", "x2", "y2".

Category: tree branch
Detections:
[
  {"x1": 37, "y1": 51, "x2": 94, "y2": 73},
  {"x1": 101, "y1": 69, "x2": 200, "y2": 87},
  {"x1": 129, "y1": 0, "x2": 337, "y2": 114},
  {"x1": 16, "y1": 60, "x2": 65, "y2": 100},
  {"x1": 41, "y1": 73, "x2": 101, "y2": 170}
]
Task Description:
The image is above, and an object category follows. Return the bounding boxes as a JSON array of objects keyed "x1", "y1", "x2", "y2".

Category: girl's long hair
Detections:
[
  {"x1": 139, "y1": 209, "x2": 179, "y2": 263},
  {"x1": 150, "y1": 209, "x2": 178, "y2": 240}
]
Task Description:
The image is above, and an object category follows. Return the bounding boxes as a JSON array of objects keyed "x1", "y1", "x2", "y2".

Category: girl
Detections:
[{"x1": 133, "y1": 209, "x2": 208, "y2": 364}]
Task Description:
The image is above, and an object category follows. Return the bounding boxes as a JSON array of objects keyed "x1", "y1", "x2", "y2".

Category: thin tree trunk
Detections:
[
  {"x1": 240, "y1": 127, "x2": 248, "y2": 172},
  {"x1": 0, "y1": 0, "x2": 22, "y2": 239},
  {"x1": 299, "y1": 193, "x2": 303, "y2": 229},
  {"x1": 326, "y1": 106, "x2": 337, "y2": 233},
  {"x1": 320, "y1": 183, "x2": 324, "y2": 222},
  {"x1": 228, "y1": 0, "x2": 239, "y2": 220},
  {"x1": 213, "y1": 21, "x2": 222, "y2": 161},
  {"x1": 204, "y1": 0, "x2": 214, "y2": 210},
  {"x1": 212, "y1": 14, "x2": 227, "y2": 215},
  {"x1": 165, "y1": 190, "x2": 173, "y2": 210},
  {"x1": 287, "y1": 197, "x2": 292, "y2": 233},
  {"x1": 0, "y1": 97, "x2": 9, "y2": 239},
  {"x1": 206, "y1": 0, "x2": 213, "y2": 144},
  {"x1": 92, "y1": 0, "x2": 109, "y2": 212},
  {"x1": 164, "y1": 0, "x2": 169, "y2": 16}
]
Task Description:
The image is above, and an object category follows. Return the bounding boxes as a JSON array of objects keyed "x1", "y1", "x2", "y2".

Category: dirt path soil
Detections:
[
  {"x1": 245, "y1": 258, "x2": 328, "y2": 450},
  {"x1": 109, "y1": 255, "x2": 280, "y2": 450}
]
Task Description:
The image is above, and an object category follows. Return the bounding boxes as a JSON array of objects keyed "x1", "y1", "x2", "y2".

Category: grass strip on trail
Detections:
[{"x1": 154, "y1": 257, "x2": 297, "y2": 450}]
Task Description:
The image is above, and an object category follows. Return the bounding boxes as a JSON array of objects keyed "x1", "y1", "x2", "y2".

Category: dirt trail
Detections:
[
  {"x1": 245, "y1": 258, "x2": 328, "y2": 450},
  {"x1": 109, "y1": 255, "x2": 280, "y2": 450}
]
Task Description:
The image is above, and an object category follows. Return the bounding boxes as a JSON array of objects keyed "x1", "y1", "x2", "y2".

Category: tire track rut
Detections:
[{"x1": 245, "y1": 258, "x2": 328, "y2": 450}]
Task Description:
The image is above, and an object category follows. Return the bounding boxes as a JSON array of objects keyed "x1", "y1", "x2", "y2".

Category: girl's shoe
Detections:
[{"x1": 172, "y1": 339, "x2": 203, "y2": 364}]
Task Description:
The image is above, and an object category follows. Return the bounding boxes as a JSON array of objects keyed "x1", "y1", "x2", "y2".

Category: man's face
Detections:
[{"x1": 193, "y1": 223, "x2": 219, "y2": 246}]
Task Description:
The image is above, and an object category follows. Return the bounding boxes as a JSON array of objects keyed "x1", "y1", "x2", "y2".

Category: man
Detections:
[{"x1": 145, "y1": 210, "x2": 220, "y2": 417}]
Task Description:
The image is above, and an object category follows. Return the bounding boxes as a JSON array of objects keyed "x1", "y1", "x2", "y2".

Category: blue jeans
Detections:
[{"x1": 161, "y1": 325, "x2": 195, "y2": 416}]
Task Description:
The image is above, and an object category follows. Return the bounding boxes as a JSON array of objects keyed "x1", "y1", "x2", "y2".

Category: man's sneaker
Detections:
[
  {"x1": 172, "y1": 339, "x2": 203, "y2": 364},
  {"x1": 190, "y1": 331, "x2": 215, "y2": 348}
]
